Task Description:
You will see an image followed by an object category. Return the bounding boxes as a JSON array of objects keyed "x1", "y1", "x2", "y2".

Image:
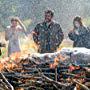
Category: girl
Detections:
[
  {"x1": 5, "y1": 17, "x2": 27, "y2": 56},
  {"x1": 68, "y1": 16, "x2": 90, "y2": 48}
]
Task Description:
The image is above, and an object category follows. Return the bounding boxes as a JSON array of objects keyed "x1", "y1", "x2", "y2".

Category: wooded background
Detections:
[{"x1": 0, "y1": 0, "x2": 90, "y2": 56}]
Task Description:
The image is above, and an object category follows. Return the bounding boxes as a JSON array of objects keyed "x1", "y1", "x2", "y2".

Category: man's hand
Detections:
[
  {"x1": 75, "y1": 30, "x2": 79, "y2": 35},
  {"x1": 70, "y1": 29, "x2": 79, "y2": 35},
  {"x1": 69, "y1": 30, "x2": 74, "y2": 32}
]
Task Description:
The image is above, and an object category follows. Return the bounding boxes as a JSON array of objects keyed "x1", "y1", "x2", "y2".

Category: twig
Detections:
[
  {"x1": 0, "y1": 72, "x2": 14, "y2": 90},
  {"x1": 41, "y1": 73, "x2": 69, "y2": 87},
  {"x1": 73, "y1": 79, "x2": 89, "y2": 90}
]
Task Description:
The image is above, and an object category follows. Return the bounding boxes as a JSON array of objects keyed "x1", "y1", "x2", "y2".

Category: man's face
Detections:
[
  {"x1": 11, "y1": 20, "x2": 18, "y2": 27},
  {"x1": 45, "y1": 13, "x2": 53, "y2": 22}
]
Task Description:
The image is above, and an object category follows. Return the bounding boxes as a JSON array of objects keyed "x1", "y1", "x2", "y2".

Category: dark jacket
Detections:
[
  {"x1": 68, "y1": 26, "x2": 90, "y2": 48},
  {"x1": 33, "y1": 21, "x2": 64, "y2": 53},
  {"x1": 85, "y1": 27, "x2": 90, "y2": 49}
]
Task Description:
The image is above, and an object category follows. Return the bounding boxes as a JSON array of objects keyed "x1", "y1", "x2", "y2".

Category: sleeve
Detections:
[
  {"x1": 33, "y1": 24, "x2": 40, "y2": 44},
  {"x1": 56, "y1": 24, "x2": 64, "y2": 47},
  {"x1": 68, "y1": 30, "x2": 79, "y2": 41},
  {"x1": 17, "y1": 25, "x2": 27, "y2": 36},
  {"x1": 82, "y1": 27, "x2": 90, "y2": 48}
]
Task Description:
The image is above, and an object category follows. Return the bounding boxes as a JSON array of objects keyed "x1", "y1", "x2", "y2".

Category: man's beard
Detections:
[{"x1": 45, "y1": 19, "x2": 52, "y2": 23}]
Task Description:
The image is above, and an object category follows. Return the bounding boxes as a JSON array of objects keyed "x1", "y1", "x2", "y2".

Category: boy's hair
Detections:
[
  {"x1": 45, "y1": 10, "x2": 54, "y2": 17},
  {"x1": 11, "y1": 17, "x2": 18, "y2": 22}
]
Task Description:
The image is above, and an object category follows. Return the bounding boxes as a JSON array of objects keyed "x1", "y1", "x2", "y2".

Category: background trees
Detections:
[{"x1": 0, "y1": 0, "x2": 90, "y2": 34}]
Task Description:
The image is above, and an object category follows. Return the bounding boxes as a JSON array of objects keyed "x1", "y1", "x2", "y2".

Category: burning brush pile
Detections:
[{"x1": 0, "y1": 48, "x2": 90, "y2": 90}]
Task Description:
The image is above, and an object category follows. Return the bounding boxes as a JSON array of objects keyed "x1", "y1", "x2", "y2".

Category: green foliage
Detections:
[
  {"x1": 83, "y1": 17, "x2": 90, "y2": 26},
  {"x1": 0, "y1": 0, "x2": 90, "y2": 32}
]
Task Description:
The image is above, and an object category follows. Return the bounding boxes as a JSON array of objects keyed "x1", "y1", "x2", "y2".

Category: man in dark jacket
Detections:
[{"x1": 33, "y1": 10, "x2": 64, "y2": 53}]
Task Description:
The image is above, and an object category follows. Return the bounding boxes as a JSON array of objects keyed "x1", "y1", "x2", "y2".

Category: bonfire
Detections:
[{"x1": 0, "y1": 38, "x2": 90, "y2": 90}]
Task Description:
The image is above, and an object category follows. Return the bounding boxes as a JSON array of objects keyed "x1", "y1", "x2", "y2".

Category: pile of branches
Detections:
[{"x1": 0, "y1": 48, "x2": 90, "y2": 90}]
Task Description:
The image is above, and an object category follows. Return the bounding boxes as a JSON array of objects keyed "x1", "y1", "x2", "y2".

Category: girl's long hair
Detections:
[{"x1": 73, "y1": 16, "x2": 83, "y2": 29}]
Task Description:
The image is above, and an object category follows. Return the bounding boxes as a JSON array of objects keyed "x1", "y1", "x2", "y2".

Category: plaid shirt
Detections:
[
  {"x1": 33, "y1": 21, "x2": 64, "y2": 53},
  {"x1": 68, "y1": 26, "x2": 90, "y2": 48}
]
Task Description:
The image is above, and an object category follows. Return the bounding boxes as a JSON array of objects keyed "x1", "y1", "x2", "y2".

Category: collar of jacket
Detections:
[{"x1": 42, "y1": 21, "x2": 54, "y2": 26}]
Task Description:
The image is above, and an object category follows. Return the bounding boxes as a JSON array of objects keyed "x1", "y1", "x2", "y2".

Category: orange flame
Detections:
[
  {"x1": 50, "y1": 54, "x2": 66, "y2": 69},
  {"x1": 50, "y1": 57, "x2": 59, "y2": 69}
]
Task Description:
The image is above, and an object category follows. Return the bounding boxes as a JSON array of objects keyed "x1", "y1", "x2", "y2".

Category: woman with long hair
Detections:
[{"x1": 68, "y1": 16, "x2": 90, "y2": 48}]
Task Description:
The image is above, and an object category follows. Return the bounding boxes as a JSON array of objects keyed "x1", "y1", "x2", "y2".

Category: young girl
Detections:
[
  {"x1": 5, "y1": 17, "x2": 27, "y2": 56},
  {"x1": 68, "y1": 16, "x2": 90, "y2": 48}
]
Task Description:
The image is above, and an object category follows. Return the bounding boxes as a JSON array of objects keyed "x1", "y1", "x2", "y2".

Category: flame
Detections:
[
  {"x1": 20, "y1": 34, "x2": 39, "y2": 54},
  {"x1": 0, "y1": 34, "x2": 39, "y2": 71},
  {"x1": 0, "y1": 62, "x2": 4, "y2": 71},
  {"x1": 10, "y1": 52, "x2": 21, "y2": 60},
  {"x1": 69, "y1": 65, "x2": 80, "y2": 72},
  {"x1": 0, "y1": 32, "x2": 71, "y2": 71},
  {"x1": 50, "y1": 57, "x2": 59, "y2": 69},
  {"x1": 54, "y1": 57, "x2": 59, "y2": 66},
  {"x1": 50, "y1": 54, "x2": 66, "y2": 69}
]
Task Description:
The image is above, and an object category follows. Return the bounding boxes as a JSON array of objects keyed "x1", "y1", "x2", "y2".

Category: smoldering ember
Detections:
[{"x1": 0, "y1": 48, "x2": 89, "y2": 90}]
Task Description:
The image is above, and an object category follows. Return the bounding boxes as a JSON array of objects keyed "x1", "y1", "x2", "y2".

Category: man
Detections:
[
  {"x1": 5, "y1": 17, "x2": 27, "y2": 56},
  {"x1": 33, "y1": 10, "x2": 64, "y2": 53}
]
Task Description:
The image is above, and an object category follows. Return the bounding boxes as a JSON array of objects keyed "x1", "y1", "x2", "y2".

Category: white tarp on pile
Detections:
[{"x1": 31, "y1": 48, "x2": 90, "y2": 65}]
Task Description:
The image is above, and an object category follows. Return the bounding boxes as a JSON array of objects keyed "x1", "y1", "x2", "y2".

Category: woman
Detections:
[
  {"x1": 68, "y1": 16, "x2": 90, "y2": 48},
  {"x1": 5, "y1": 17, "x2": 27, "y2": 56}
]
